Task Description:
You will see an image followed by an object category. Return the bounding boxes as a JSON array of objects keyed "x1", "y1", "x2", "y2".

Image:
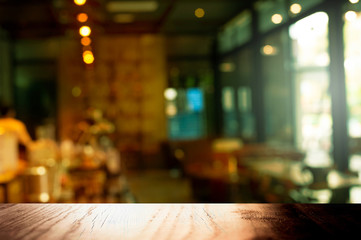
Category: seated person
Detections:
[{"x1": 0, "y1": 104, "x2": 33, "y2": 148}]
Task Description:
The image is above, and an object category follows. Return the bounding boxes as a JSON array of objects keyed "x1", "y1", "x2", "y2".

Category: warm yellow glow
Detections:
[
  {"x1": 349, "y1": 0, "x2": 359, "y2": 4},
  {"x1": 77, "y1": 13, "x2": 88, "y2": 23},
  {"x1": 72, "y1": 86, "x2": 82, "y2": 97},
  {"x1": 345, "y1": 11, "x2": 357, "y2": 22},
  {"x1": 83, "y1": 51, "x2": 94, "y2": 64},
  {"x1": 166, "y1": 104, "x2": 177, "y2": 116},
  {"x1": 74, "y1": 0, "x2": 86, "y2": 6},
  {"x1": 83, "y1": 56, "x2": 94, "y2": 64},
  {"x1": 290, "y1": 3, "x2": 302, "y2": 14},
  {"x1": 262, "y1": 45, "x2": 277, "y2": 55},
  {"x1": 79, "y1": 26, "x2": 91, "y2": 37},
  {"x1": 228, "y1": 156, "x2": 238, "y2": 174},
  {"x1": 195, "y1": 8, "x2": 205, "y2": 18},
  {"x1": 39, "y1": 193, "x2": 50, "y2": 203},
  {"x1": 113, "y1": 14, "x2": 135, "y2": 23},
  {"x1": 81, "y1": 37, "x2": 91, "y2": 46},
  {"x1": 327, "y1": 170, "x2": 344, "y2": 189},
  {"x1": 36, "y1": 166, "x2": 46, "y2": 175},
  {"x1": 219, "y1": 62, "x2": 235, "y2": 72},
  {"x1": 271, "y1": 14, "x2": 283, "y2": 24},
  {"x1": 106, "y1": 1, "x2": 158, "y2": 12},
  {"x1": 0, "y1": 127, "x2": 4, "y2": 135},
  {"x1": 83, "y1": 50, "x2": 92, "y2": 57},
  {"x1": 84, "y1": 145, "x2": 94, "y2": 155}
]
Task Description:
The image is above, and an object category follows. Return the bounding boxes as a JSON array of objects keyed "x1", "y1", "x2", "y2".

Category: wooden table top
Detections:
[{"x1": 0, "y1": 203, "x2": 360, "y2": 239}]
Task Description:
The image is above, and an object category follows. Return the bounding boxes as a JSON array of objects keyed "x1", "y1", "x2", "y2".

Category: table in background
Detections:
[
  {"x1": 0, "y1": 161, "x2": 26, "y2": 203},
  {"x1": 0, "y1": 203, "x2": 360, "y2": 239}
]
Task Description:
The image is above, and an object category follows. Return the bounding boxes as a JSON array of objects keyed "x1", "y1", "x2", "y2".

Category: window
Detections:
[
  {"x1": 218, "y1": 10, "x2": 252, "y2": 53},
  {"x1": 166, "y1": 88, "x2": 205, "y2": 140},
  {"x1": 290, "y1": 12, "x2": 332, "y2": 167},
  {"x1": 256, "y1": 0, "x2": 288, "y2": 33},
  {"x1": 344, "y1": 2, "x2": 361, "y2": 170},
  {"x1": 222, "y1": 87, "x2": 238, "y2": 136},
  {"x1": 262, "y1": 30, "x2": 293, "y2": 145}
]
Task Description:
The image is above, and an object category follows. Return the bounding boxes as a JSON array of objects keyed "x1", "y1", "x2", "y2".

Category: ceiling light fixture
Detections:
[{"x1": 106, "y1": 1, "x2": 158, "y2": 12}]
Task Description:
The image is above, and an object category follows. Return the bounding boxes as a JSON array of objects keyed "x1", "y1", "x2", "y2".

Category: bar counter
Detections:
[{"x1": 0, "y1": 203, "x2": 360, "y2": 239}]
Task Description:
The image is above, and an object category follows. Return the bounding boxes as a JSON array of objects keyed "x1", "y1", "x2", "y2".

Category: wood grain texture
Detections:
[{"x1": 0, "y1": 204, "x2": 360, "y2": 240}]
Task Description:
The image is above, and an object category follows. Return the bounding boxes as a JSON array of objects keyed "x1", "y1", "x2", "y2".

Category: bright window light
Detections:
[{"x1": 345, "y1": 11, "x2": 357, "y2": 22}]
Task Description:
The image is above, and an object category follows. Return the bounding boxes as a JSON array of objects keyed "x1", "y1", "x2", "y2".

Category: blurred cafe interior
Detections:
[{"x1": 1, "y1": 0, "x2": 361, "y2": 204}]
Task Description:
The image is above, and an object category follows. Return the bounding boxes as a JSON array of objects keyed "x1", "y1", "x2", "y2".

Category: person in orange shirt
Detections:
[{"x1": 0, "y1": 104, "x2": 33, "y2": 147}]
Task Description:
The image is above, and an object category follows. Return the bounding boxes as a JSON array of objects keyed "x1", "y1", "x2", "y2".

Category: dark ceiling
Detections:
[{"x1": 0, "y1": 0, "x2": 252, "y2": 38}]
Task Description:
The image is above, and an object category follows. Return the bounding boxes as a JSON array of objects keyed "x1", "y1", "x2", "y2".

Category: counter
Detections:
[{"x1": 0, "y1": 203, "x2": 360, "y2": 239}]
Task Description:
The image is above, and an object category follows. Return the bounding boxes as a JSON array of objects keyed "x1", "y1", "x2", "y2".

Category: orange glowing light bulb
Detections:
[
  {"x1": 77, "y1": 13, "x2": 88, "y2": 23},
  {"x1": 74, "y1": 0, "x2": 86, "y2": 6},
  {"x1": 79, "y1": 26, "x2": 91, "y2": 37},
  {"x1": 83, "y1": 50, "x2": 94, "y2": 64},
  {"x1": 81, "y1": 37, "x2": 91, "y2": 46}
]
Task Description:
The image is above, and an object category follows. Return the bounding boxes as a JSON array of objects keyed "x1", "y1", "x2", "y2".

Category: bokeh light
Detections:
[
  {"x1": 345, "y1": 11, "x2": 357, "y2": 22},
  {"x1": 39, "y1": 193, "x2": 50, "y2": 203},
  {"x1": 81, "y1": 37, "x2": 91, "y2": 46},
  {"x1": 72, "y1": 86, "x2": 82, "y2": 97},
  {"x1": 195, "y1": 8, "x2": 205, "y2": 18},
  {"x1": 262, "y1": 45, "x2": 277, "y2": 55},
  {"x1": 290, "y1": 3, "x2": 302, "y2": 14},
  {"x1": 77, "y1": 13, "x2": 88, "y2": 23},
  {"x1": 83, "y1": 50, "x2": 94, "y2": 64},
  {"x1": 271, "y1": 14, "x2": 283, "y2": 24},
  {"x1": 79, "y1": 26, "x2": 91, "y2": 37},
  {"x1": 74, "y1": 0, "x2": 86, "y2": 6},
  {"x1": 164, "y1": 88, "x2": 177, "y2": 100}
]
